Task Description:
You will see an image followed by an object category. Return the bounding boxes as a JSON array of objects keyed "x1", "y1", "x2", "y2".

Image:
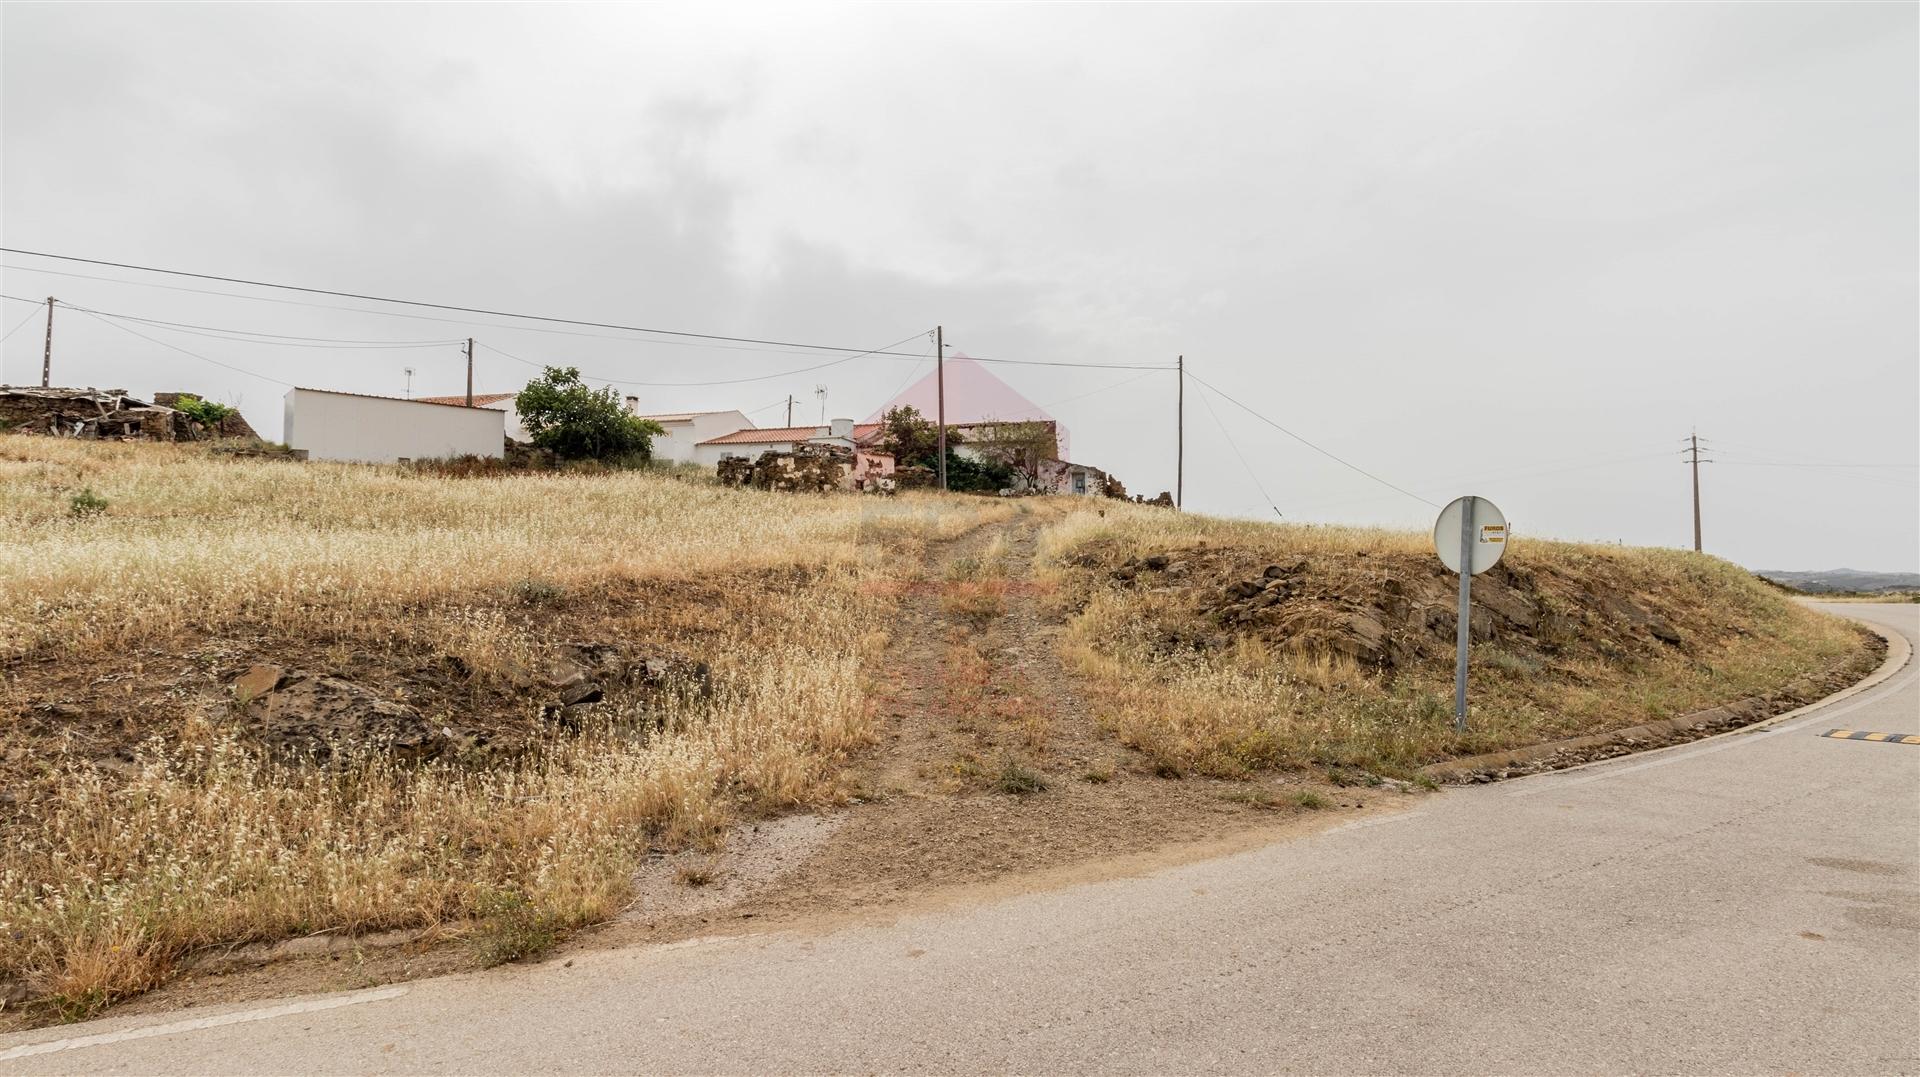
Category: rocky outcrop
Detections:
[
  {"x1": 1096, "y1": 546, "x2": 1697, "y2": 674},
  {"x1": 232, "y1": 664, "x2": 446, "y2": 761},
  {"x1": 536, "y1": 643, "x2": 711, "y2": 727}
]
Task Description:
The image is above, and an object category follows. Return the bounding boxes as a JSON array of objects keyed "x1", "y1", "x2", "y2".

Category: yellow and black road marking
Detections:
[{"x1": 1821, "y1": 729, "x2": 1920, "y2": 745}]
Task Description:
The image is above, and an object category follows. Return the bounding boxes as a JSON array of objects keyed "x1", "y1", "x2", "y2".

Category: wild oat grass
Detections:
[
  {"x1": 0, "y1": 438, "x2": 1002, "y2": 1016},
  {"x1": 0, "y1": 438, "x2": 987, "y2": 658},
  {"x1": 1040, "y1": 501, "x2": 1864, "y2": 778}
]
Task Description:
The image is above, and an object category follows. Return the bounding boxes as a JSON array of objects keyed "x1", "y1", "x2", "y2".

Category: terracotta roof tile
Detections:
[
  {"x1": 698, "y1": 423, "x2": 881, "y2": 447},
  {"x1": 412, "y1": 392, "x2": 515, "y2": 407}
]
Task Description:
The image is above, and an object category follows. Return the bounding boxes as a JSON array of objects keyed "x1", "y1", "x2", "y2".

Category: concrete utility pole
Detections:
[
  {"x1": 935, "y1": 325, "x2": 947, "y2": 491},
  {"x1": 1687, "y1": 431, "x2": 1708, "y2": 552},
  {"x1": 465, "y1": 338, "x2": 474, "y2": 407},
  {"x1": 1175, "y1": 354, "x2": 1184, "y2": 510},
  {"x1": 40, "y1": 297, "x2": 55, "y2": 387}
]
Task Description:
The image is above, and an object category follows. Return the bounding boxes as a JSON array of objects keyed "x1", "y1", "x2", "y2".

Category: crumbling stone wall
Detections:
[
  {"x1": 0, "y1": 387, "x2": 180, "y2": 440},
  {"x1": 1, "y1": 386, "x2": 258, "y2": 442},
  {"x1": 716, "y1": 443, "x2": 855, "y2": 493},
  {"x1": 152, "y1": 392, "x2": 261, "y2": 440}
]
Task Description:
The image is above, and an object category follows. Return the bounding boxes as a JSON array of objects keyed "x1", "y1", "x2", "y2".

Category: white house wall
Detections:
[
  {"x1": 284, "y1": 389, "x2": 504, "y2": 464},
  {"x1": 651, "y1": 411, "x2": 753, "y2": 465}
]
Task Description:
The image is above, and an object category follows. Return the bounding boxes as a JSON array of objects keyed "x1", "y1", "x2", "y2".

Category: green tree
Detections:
[
  {"x1": 943, "y1": 450, "x2": 1014, "y2": 493},
  {"x1": 877, "y1": 405, "x2": 962, "y2": 470},
  {"x1": 963, "y1": 420, "x2": 1059, "y2": 491},
  {"x1": 514, "y1": 367, "x2": 665, "y2": 462}
]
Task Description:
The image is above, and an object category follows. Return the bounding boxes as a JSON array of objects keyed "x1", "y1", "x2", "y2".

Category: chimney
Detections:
[{"x1": 624, "y1": 395, "x2": 639, "y2": 413}]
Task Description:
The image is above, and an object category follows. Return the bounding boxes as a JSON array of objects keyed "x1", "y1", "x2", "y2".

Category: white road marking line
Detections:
[
  {"x1": 1506, "y1": 662, "x2": 1919, "y2": 798},
  {"x1": 0, "y1": 986, "x2": 408, "y2": 1061},
  {"x1": 1325, "y1": 812, "x2": 1427, "y2": 834}
]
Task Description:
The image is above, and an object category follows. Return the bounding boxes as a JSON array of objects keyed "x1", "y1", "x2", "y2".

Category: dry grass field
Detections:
[
  {"x1": 1038, "y1": 503, "x2": 1872, "y2": 779},
  {"x1": 0, "y1": 438, "x2": 1874, "y2": 1023},
  {"x1": 0, "y1": 438, "x2": 1003, "y2": 1019}
]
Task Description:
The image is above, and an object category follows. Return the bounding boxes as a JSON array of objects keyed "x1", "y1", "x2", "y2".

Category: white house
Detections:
[
  {"x1": 626, "y1": 407, "x2": 754, "y2": 465},
  {"x1": 414, "y1": 392, "x2": 527, "y2": 440},
  {"x1": 284, "y1": 388, "x2": 505, "y2": 464},
  {"x1": 693, "y1": 418, "x2": 876, "y2": 467}
]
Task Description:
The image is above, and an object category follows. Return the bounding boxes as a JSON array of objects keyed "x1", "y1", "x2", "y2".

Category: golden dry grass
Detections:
[
  {"x1": 0, "y1": 438, "x2": 1003, "y2": 1018},
  {"x1": 1038, "y1": 501, "x2": 1866, "y2": 779}
]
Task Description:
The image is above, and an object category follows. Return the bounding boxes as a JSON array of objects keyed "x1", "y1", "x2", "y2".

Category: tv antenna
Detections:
[
  {"x1": 403, "y1": 367, "x2": 415, "y2": 399},
  {"x1": 814, "y1": 384, "x2": 828, "y2": 424}
]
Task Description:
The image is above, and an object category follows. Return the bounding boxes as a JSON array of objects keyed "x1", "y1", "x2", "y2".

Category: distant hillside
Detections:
[{"x1": 1757, "y1": 568, "x2": 1920, "y2": 594}]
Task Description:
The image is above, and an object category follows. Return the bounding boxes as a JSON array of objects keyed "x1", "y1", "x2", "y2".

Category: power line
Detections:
[
  {"x1": 476, "y1": 330, "x2": 931, "y2": 388},
  {"x1": 1, "y1": 247, "x2": 947, "y2": 358},
  {"x1": 4, "y1": 264, "x2": 926, "y2": 360},
  {"x1": 1185, "y1": 369, "x2": 1442, "y2": 509},
  {"x1": 57, "y1": 303, "x2": 463, "y2": 349},
  {"x1": 0, "y1": 307, "x2": 42, "y2": 345},
  {"x1": 2, "y1": 262, "x2": 1174, "y2": 372},
  {"x1": 1195, "y1": 380, "x2": 1282, "y2": 518},
  {"x1": 1, "y1": 250, "x2": 1173, "y2": 372},
  {"x1": 72, "y1": 307, "x2": 294, "y2": 387}
]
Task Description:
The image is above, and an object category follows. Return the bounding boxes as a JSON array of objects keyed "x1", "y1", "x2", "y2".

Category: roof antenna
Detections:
[{"x1": 815, "y1": 384, "x2": 828, "y2": 425}]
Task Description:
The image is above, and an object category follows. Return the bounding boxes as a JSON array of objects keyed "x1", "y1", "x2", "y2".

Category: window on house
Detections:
[{"x1": 1073, "y1": 471, "x2": 1087, "y2": 494}]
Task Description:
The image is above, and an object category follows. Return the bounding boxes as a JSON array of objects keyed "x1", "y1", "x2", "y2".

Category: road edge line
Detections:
[
  {"x1": 1496, "y1": 615, "x2": 1911, "y2": 792},
  {"x1": 0, "y1": 985, "x2": 409, "y2": 1061},
  {"x1": 1422, "y1": 614, "x2": 1908, "y2": 785}
]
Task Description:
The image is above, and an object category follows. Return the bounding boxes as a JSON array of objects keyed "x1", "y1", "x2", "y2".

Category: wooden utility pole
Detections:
[
  {"x1": 1688, "y1": 431, "x2": 1704, "y2": 552},
  {"x1": 786, "y1": 395, "x2": 793, "y2": 426},
  {"x1": 1175, "y1": 354, "x2": 1184, "y2": 510},
  {"x1": 935, "y1": 325, "x2": 947, "y2": 491},
  {"x1": 464, "y1": 338, "x2": 475, "y2": 406},
  {"x1": 40, "y1": 297, "x2": 55, "y2": 387}
]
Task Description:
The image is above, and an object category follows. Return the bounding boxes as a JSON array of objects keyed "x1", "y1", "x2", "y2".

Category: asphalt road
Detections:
[{"x1": 5, "y1": 603, "x2": 1916, "y2": 1075}]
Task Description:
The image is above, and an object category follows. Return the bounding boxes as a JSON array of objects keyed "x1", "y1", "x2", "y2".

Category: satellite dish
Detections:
[{"x1": 1433, "y1": 496, "x2": 1509, "y2": 576}]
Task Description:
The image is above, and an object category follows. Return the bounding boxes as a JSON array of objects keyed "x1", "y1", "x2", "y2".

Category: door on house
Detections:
[{"x1": 1072, "y1": 470, "x2": 1087, "y2": 494}]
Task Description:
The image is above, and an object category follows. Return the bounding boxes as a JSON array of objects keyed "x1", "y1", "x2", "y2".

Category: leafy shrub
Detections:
[
  {"x1": 467, "y1": 889, "x2": 561, "y2": 967},
  {"x1": 171, "y1": 395, "x2": 236, "y2": 427},
  {"x1": 515, "y1": 367, "x2": 665, "y2": 462},
  {"x1": 993, "y1": 760, "x2": 1047, "y2": 795},
  {"x1": 68, "y1": 488, "x2": 108, "y2": 517}
]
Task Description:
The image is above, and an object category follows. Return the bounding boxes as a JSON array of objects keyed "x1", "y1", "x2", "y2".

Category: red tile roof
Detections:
[
  {"x1": 698, "y1": 423, "x2": 881, "y2": 447},
  {"x1": 413, "y1": 392, "x2": 515, "y2": 408}
]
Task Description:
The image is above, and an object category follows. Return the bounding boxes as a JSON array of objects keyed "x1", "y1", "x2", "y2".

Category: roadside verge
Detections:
[{"x1": 1421, "y1": 618, "x2": 1907, "y2": 784}]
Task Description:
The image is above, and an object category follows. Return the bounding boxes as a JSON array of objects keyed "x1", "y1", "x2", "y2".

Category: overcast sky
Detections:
[{"x1": 3, "y1": 3, "x2": 1914, "y2": 570}]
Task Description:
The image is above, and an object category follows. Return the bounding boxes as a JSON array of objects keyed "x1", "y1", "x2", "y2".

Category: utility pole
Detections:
[
  {"x1": 935, "y1": 325, "x2": 947, "y2": 491},
  {"x1": 785, "y1": 395, "x2": 794, "y2": 426},
  {"x1": 464, "y1": 338, "x2": 474, "y2": 407},
  {"x1": 1686, "y1": 431, "x2": 1708, "y2": 552},
  {"x1": 40, "y1": 297, "x2": 55, "y2": 387},
  {"x1": 1175, "y1": 354, "x2": 1184, "y2": 510}
]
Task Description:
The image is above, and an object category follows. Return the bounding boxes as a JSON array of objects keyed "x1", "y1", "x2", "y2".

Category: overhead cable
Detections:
[{"x1": 1186, "y1": 369, "x2": 1442, "y2": 509}]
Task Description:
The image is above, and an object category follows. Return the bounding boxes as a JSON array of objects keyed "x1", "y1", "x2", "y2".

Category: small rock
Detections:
[
  {"x1": 561, "y1": 682, "x2": 604, "y2": 707},
  {"x1": 1164, "y1": 561, "x2": 1190, "y2": 578},
  {"x1": 233, "y1": 663, "x2": 288, "y2": 701},
  {"x1": 1143, "y1": 554, "x2": 1171, "y2": 570},
  {"x1": 1225, "y1": 580, "x2": 1262, "y2": 600}
]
